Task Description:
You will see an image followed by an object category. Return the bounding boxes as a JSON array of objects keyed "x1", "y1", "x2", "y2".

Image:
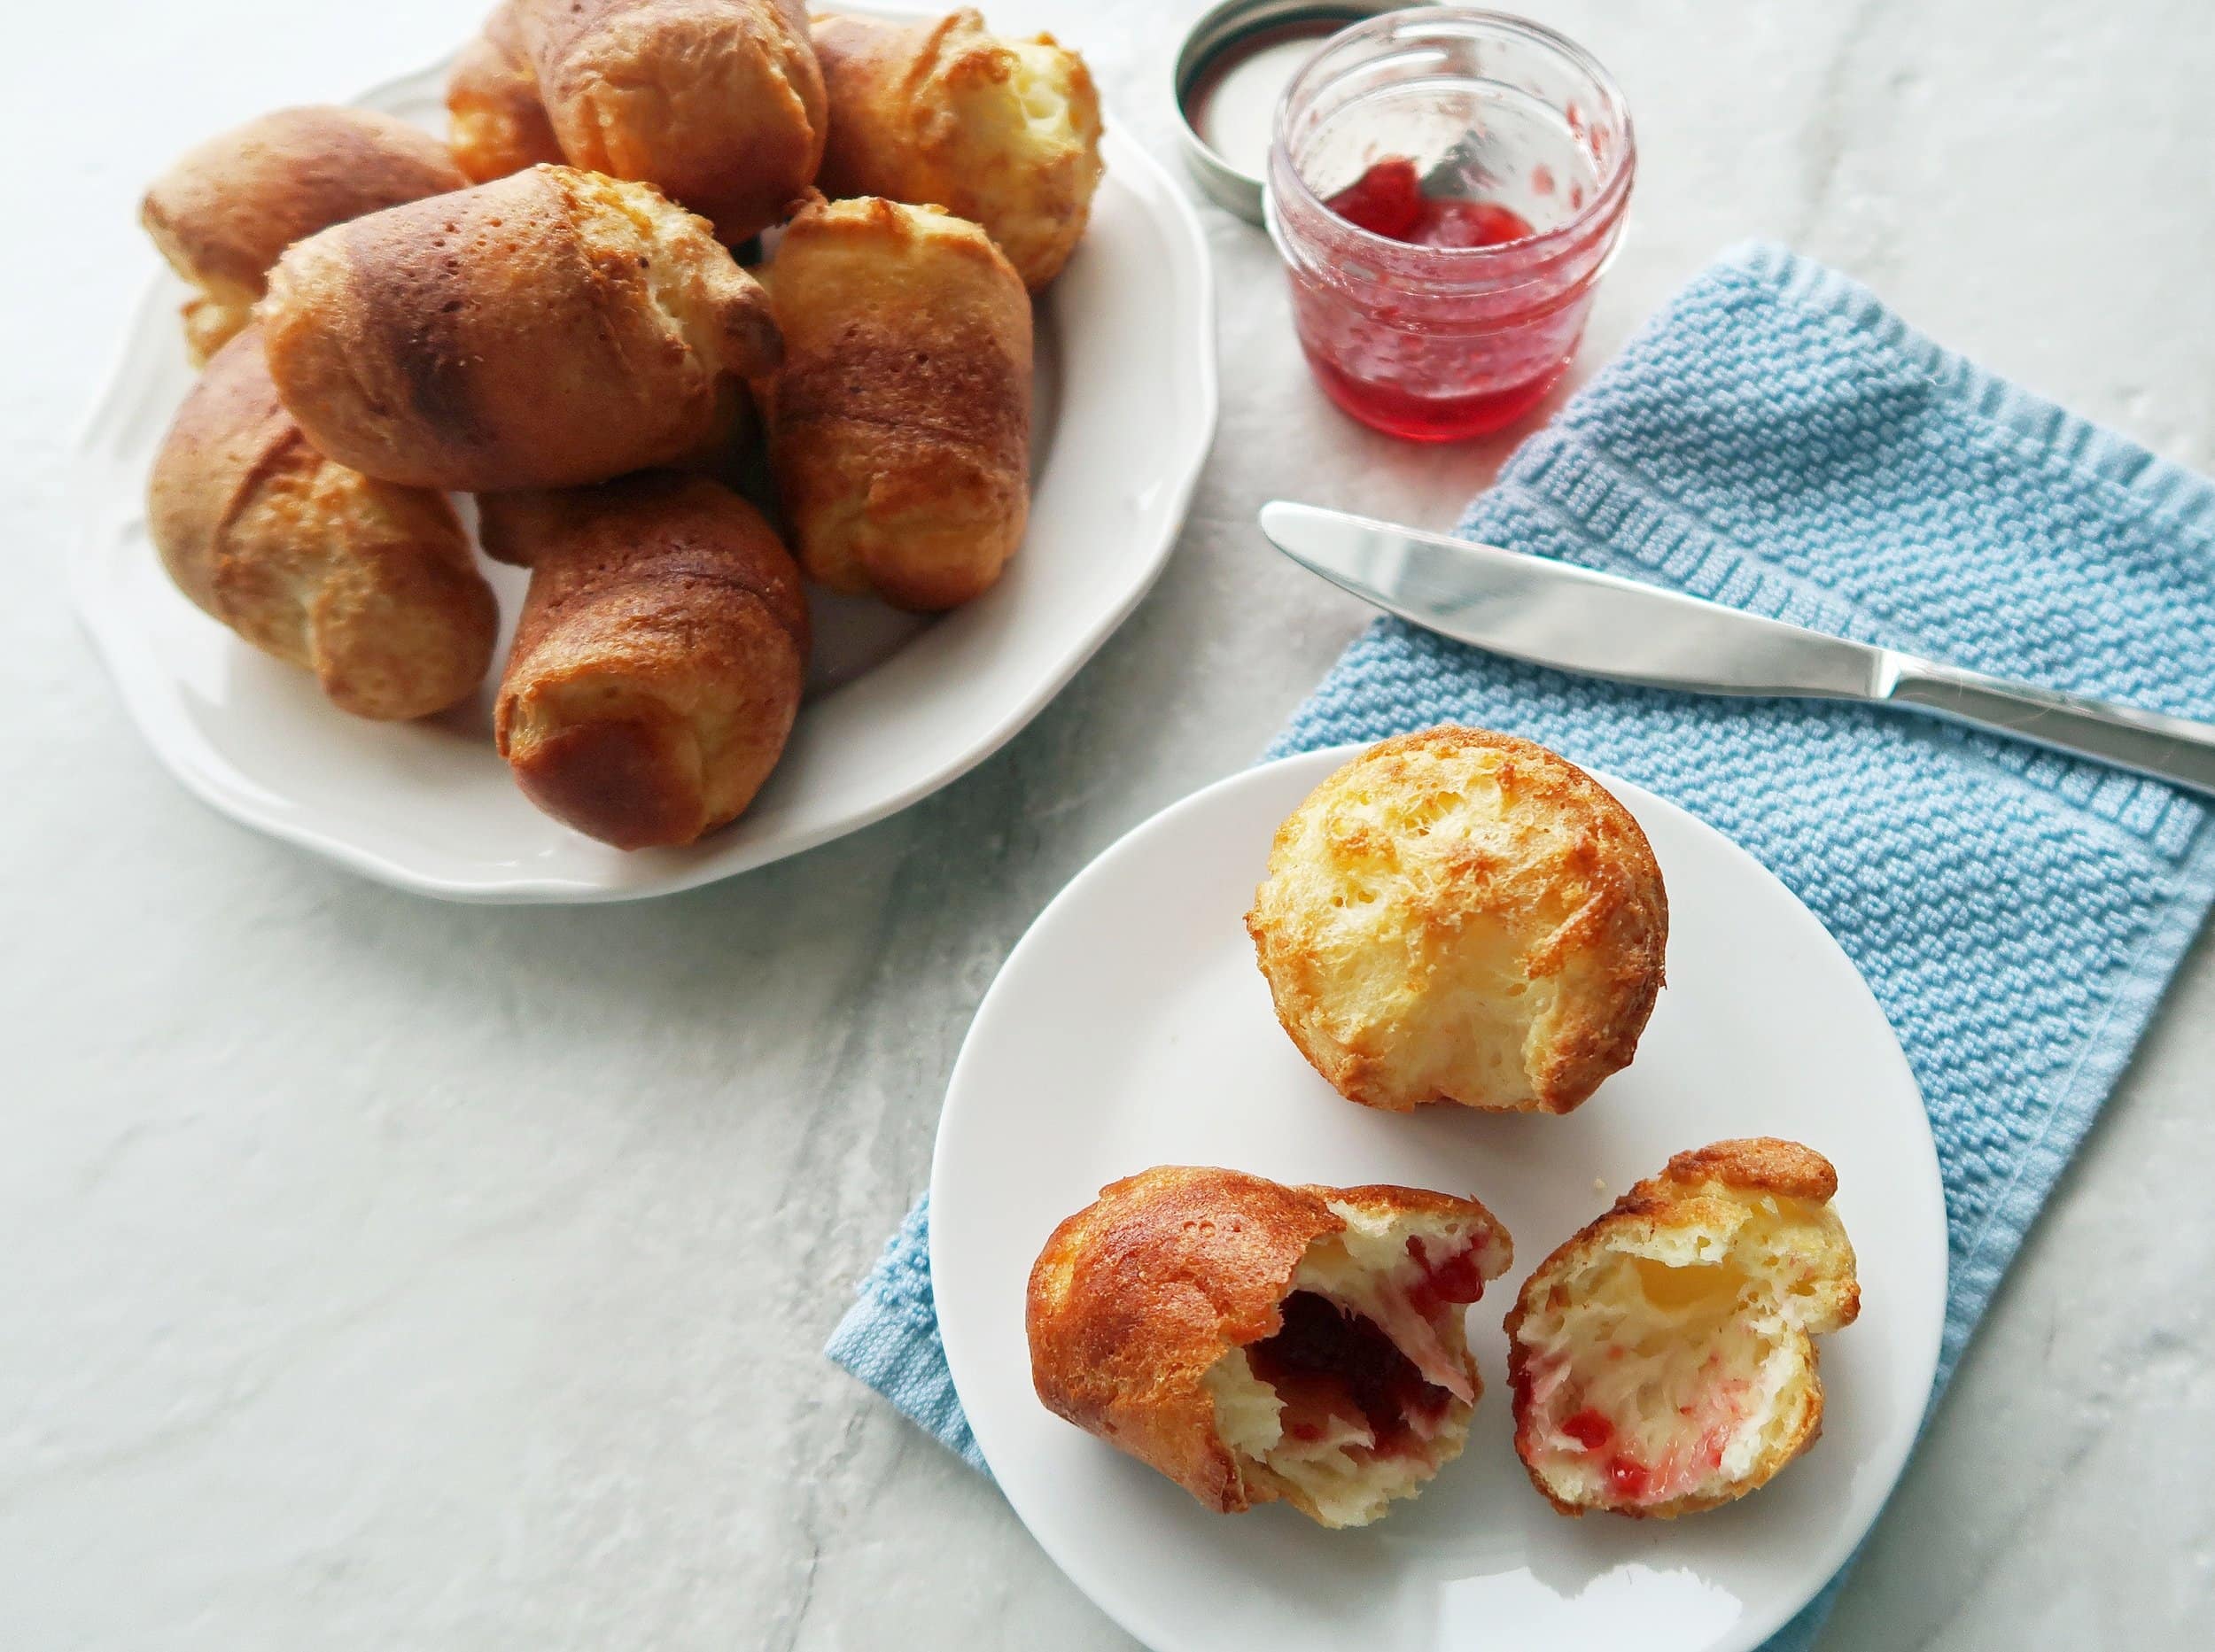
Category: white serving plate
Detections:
[
  {"x1": 933, "y1": 746, "x2": 1947, "y2": 1652},
  {"x1": 71, "y1": 41, "x2": 1216, "y2": 903}
]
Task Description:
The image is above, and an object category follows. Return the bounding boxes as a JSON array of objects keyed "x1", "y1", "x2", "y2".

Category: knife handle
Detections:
[{"x1": 1882, "y1": 656, "x2": 2215, "y2": 798}]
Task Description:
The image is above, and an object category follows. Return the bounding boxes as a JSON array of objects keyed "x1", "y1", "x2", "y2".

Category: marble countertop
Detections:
[{"x1": 7, "y1": 1, "x2": 2212, "y2": 1646}]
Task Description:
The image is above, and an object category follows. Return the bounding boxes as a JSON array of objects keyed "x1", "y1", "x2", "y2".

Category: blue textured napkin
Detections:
[{"x1": 827, "y1": 242, "x2": 2215, "y2": 1647}]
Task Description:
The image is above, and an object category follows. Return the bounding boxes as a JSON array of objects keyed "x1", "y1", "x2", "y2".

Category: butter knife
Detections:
[{"x1": 1259, "y1": 500, "x2": 2215, "y2": 797}]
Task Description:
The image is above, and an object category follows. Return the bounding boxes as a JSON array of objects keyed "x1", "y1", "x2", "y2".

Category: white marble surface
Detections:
[{"x1": 5, "y1": 1, "x2": 2213, "y2": 1646}]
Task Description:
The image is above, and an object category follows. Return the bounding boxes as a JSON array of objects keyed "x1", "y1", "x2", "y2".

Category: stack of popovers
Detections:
[{"x1": 139, "y1": 4, "x2": 1106, "y2": 848}]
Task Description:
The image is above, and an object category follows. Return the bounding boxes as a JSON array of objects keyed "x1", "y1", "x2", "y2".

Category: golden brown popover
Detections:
[
  {"x1": 812, "y1": 8, "x2": 1102, "y2": 290},
  {"x1": 756, "y1": 194, "x2": 1030, "y2": 611},
  {"x1": 145, "y1": 327, "x2": 496, "y2": 721},
  {"x1": 258, "y1": 166, "x2": 780, "y2": 492},
  {"x1": 446, "y1": 1, "x2": 566, "y2": 183},
  {"x1": 479, "y1": 473, "x2": 810, "y2": 849},
  {"x1": 1247, "y1": 726, "x2": 1668, "y2": 1114},
  {"x1": 141, "y1": 105, "x2": 466, "y2": 364},
  {"x1": 509, "y1": 0, "x2": 826, "y2": 244}
]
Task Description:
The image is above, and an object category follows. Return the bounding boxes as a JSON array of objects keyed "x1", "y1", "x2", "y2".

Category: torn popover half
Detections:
[
  {"x1": 1505, "y1": 1139, "x2": 1859, "y2": 1519},
  {"x1": 1027, "y1": 1165, "x2": 1512, "y2": 1529},
  {"x1": 1247, "y1": 725, "x2": 1667, "y2": 1116}
]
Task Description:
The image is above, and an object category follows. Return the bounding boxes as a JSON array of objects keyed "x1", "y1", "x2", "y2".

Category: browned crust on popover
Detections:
[
  {"x1": 1247, "y1": 725, "x2": 1668, "y2": 1114},
  {"x1": 1623, "y1": 1138, "x2": 1841, "y2": 1213},
  {"x1": 1027, "y1": 1167, "x2": 1338, "y2": 1514},
  {"x1": 480, "y1": 472, "x2": 809, "y2": 849},
  {"x1": 1025, "y1": 1166, "x2": 1505, "y2": 1516},
  {"x1": 141, "y1": 105, "x2": 466, "y2": 363},
  {"x1": 518, "y1": 0, "x2": 826, "y2": 244},
  {"x1": 1503, "y1": 1138, "x2": 1860, "y2": 1519},
  {"x1": 259, "y1": 166, "x2": 779, "y2": 492},
  {"x1": 1504, "y1": 1140, "x2": 1850, "y2": 1344},
  {"x1": 757, "y1": 194, "x2": 1030, "y2": 610},
  {"x1": 146, "y1": 330, "x2": 299, "y2": 618},
  {"x1": 142, "y1": 105, "x2": 465, "y2": 297},
  {"x1": 810, "y1": 7, "x2": 942, "y2": 197},
  {"x1": 811, "y1": 8, "x2": 1103, "y2": 290},
  {"x1": 447, "y1": 1, "x2": 566, "y2": 183},
  {"x1": 146, "y1": 327, "x2": 497, "y2": 721}
]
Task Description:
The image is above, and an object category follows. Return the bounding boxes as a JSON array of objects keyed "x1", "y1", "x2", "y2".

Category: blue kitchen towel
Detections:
[{"x1": 827, "y1": 242, "x2": 2215, "y2": 1648}]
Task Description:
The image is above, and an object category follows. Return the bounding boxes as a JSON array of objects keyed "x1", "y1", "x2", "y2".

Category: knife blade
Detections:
[{"x1": 1259, "y1": 499, "x2": 2215, "y2": 797}]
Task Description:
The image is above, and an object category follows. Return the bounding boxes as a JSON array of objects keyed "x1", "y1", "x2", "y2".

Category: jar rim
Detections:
[{"x1": 1269, "y1": 5, "x2": 1636, "y2": 264}]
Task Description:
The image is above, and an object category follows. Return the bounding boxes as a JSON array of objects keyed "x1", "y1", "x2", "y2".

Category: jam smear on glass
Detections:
[{"x1": 1324, "y1": 158, "x2": 1535, "y2": 250}]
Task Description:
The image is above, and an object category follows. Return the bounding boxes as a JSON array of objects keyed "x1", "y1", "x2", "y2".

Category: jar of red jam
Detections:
[{"x1": 1266, "y1": 8, "x2": 1635, "y2": 440}]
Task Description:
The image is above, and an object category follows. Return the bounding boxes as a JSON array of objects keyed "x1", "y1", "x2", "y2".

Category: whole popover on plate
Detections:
[
  {"x1": 146, "y1": 326, "x2": 497, "y2": 721},
  {"x1": 257, "y1": 165, "x2": 781, "y2": 492},
  {"x1": 812, "y1": 6, "x2": 1102, "y2": 291},
  {"x1": 140, "y1": 105, "x2": 467, "y2": 365},
  {"x1": 479, "y1": 472, "x2": 810, "y2": 849},
  {"x1": 483, "y1": 0, "x2": 828, "y2": 244},
  {"x1": 755, "y1": 194, "x2": 1032, "y2": 611},
  {"x1": 1247, "y1": 725, "x2": 1668, "y2": 1114}
]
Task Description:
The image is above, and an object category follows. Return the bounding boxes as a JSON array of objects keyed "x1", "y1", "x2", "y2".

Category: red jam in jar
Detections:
[
  {"x1": 1267, "y1": 9, "x2": 1636, "y2": 441},
  {"x1": 1325, "y1": 159, "x2": 1535, "y2": 251}
]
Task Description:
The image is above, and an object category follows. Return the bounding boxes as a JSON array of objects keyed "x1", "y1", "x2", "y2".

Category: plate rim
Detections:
[
  {"x1": 70, "y1": 47, "x2": 1219, "y2": 905},
  {"x1": 931, "y1": 741, "x2": 1948, "y2": 1652}
]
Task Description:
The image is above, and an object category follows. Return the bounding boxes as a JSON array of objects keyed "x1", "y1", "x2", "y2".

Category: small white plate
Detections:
[
  {"x1": 70, "y1": 35, "x2": 1216, "y2": 903},
  {"x1": 933, "y1": 745, "x2": 1946, "y2": 1652}
]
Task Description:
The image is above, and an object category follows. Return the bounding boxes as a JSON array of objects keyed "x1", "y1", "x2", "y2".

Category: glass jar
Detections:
[{"x1": 1265, "y1": 7, "x2": 1635, "y2": 440}]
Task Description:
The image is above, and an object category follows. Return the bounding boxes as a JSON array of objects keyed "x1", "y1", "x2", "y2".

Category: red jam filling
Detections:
[
  {"x1": 1559, "y1": 1408, "x2": 1613, "y2": 1451},
  {"x1": 1247, "y1": 1291, "x2": 1449, "y2": 1454},
  {"x1": 1323, "y1": 159, "x2": 1535, "y2": 250},
  {"x1": 1549, "y1": 1399, "x2": 1738, "y2": 1506},
  {"x1": 1556, "y1": 1404, "x2": 1671, "y2": 1503},
  {"x1": 1403, "y1": 1236, "x2": 1488, "y2": 1317},
  {"x1": 1606, "y1": 1455, "x2": 1652, "y2": 1500}
]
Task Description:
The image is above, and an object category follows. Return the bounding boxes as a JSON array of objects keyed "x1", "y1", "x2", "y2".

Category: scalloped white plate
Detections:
[
  {"x1": 71, "y1": 42, "x2": 1216, "y2": 903},
  {"x1": 933, "y1": 746, "x2": 1947, "y2": 1652}
]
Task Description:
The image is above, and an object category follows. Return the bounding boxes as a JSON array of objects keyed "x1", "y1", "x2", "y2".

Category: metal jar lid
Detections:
[{"x1": 1172, "y1": 0, "x2": 1416, "y2": 224}]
